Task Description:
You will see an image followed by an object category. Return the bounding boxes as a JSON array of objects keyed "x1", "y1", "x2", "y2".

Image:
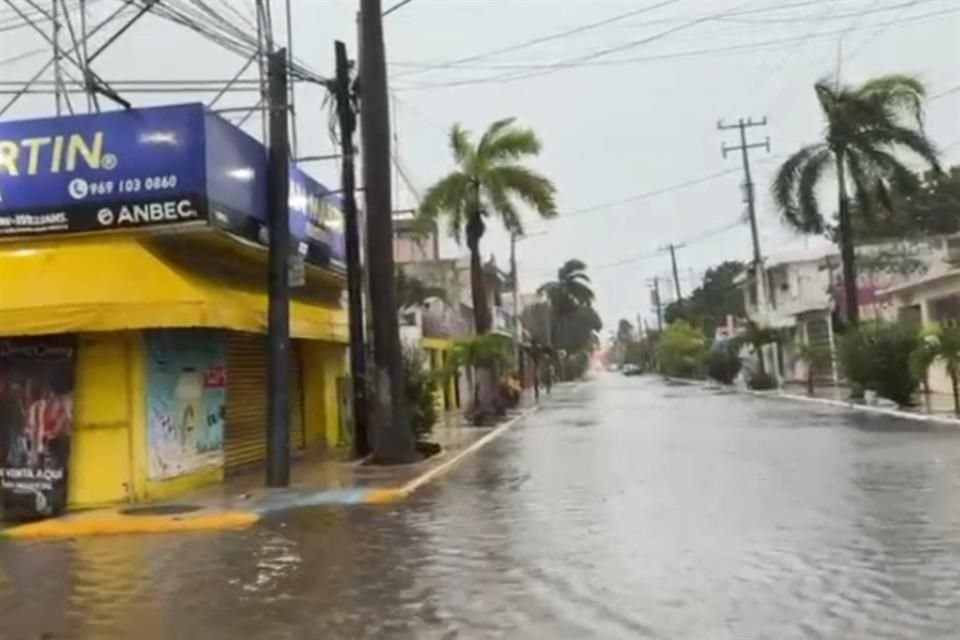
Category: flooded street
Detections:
[{"x1": 4, "y1": 374, "x2": 960, "y2": 639}]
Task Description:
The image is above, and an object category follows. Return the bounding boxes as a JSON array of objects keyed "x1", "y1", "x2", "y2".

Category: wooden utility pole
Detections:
[
  {"x1": 333, "y1": 40, "x2": 370, "y2": 458},
  {"x1": 266, "y1": 48, "x2": 291, "y2": 487},
  {"x1": 358, "y1": 0, "x2": 417, "y2": 464}
]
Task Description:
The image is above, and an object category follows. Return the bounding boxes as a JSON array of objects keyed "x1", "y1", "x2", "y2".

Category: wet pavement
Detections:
[{"x1": 3, "y1": 373, "x2": 960, "y2": 639}]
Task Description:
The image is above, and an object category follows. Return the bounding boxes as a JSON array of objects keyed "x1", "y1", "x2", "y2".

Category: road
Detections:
[{"x1": 3, "y1": 374, "x2": 960, "y2": 639}]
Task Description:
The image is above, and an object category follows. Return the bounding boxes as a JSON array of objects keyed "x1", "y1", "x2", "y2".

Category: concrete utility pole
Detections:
[
  {"x1": 333, "y1": 40, "x2": 370, "y2": 459},
  {"x1": 719, "y1": 118, "x2": 769, "y2": 267},
  {"x1": 719, "y1": 117, "x2": 773, "y2": 375},
  {"x1": 265, "y1": 48, "x2": 291, "y2": 487},
  {"x1": 665, "y1": 243, "x2": 684, "y2": 307},
  {"x1": 358, "y1": 0, "x2": 417, "y2": 464},
  {"x1": 650, "y1": 277, "x2": 664, "y2": 333}
]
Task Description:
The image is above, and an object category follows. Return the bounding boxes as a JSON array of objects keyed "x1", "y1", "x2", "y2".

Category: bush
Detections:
[
  {"x1": 747, "y1": 371, "x2": 777, "y2": 390},
  {"x1": 401, "y1": 347, "x2": 438, "y2": 442},
  {"x1": 659, "y1": 320, "x2": 708, "y2": 378},
  {"x1": 707, "y1": 340, "x2": 742, "y2": 384},
  {"x1": 838, "y1": 322, "x2": 920, "y2": 406}
]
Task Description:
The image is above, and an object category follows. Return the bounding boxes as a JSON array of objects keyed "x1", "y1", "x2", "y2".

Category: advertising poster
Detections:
[
  {"x1": 146, "y1": 330, "x2": 226, "y2": 480},
  {"x1": 0, "y1": 336, "x2": 75, "y2": 521}
]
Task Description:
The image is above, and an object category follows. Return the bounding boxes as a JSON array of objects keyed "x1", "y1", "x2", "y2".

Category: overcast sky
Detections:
[{"x1": 3, "y1": 0, "x2": 959, "y2": 329}]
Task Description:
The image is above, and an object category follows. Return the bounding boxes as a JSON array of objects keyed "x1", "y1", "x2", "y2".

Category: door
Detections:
[{"x1": 224, "y1": 333, "x2": 304, "y2": 475}]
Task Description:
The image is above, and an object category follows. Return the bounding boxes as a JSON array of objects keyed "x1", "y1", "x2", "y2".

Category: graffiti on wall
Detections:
[{"x1": 146, "y1": 330, "x2": 225, "y2": 480}]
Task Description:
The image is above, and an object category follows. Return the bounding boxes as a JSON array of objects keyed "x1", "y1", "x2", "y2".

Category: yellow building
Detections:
[
  {"x1": 0, "y1": 102, "x2": 350, "y2": 513},
  {"x1": 0, "y1": 233, "x2": 348, "y2": 509}
]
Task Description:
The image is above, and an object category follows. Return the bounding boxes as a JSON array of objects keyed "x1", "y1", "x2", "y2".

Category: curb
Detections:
[
  {"x1": 359, "y1": 405, "x2": 539, "y2": 504},
  {"x1": 2, "y1": 509, "x2": 259, "y2": 540},
  {"x1": 1, "y1": 407, "x2": 538, "y2": 540},
  {"x1": 661, "y1": 375, "x2": 960, "y2": 427},
  {"x1": 747, "y1": 389, "x2": 960, "y2": 427}
]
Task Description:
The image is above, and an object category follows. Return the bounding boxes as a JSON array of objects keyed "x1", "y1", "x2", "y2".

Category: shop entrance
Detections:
[{"x1": 224, "y1": 333, "x2": 304, "y2": 475}]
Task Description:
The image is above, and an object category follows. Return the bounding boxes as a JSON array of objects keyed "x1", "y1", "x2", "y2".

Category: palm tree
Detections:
[
  {"x1": 911, "y1": 324, "x2": 960, "y2": 415},
  {"x1": 537, "y1": 259, "x2": 594, "y2": 314},
  {"x1": 772, "y1": 74, "x2": 941, "y2": 324},
  {"x1": 419, "y1": 119, "x2": 557, "y2": 333}
]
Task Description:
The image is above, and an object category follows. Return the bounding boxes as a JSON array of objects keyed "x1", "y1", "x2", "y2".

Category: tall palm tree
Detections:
[
  {"x1": 772, "y1": 74, "x2": 941, "y2": 324},
  {"x1": 537, "y1": 259, "x2": 595, "y2": 315},
  {"x1": 419, "y1": 119, "x2": 557, "y2": 333}
]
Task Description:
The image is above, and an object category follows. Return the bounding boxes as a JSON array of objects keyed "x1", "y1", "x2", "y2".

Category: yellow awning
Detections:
[{"x1": 0, "y1": 236, "x2": 347, "y2": 342}]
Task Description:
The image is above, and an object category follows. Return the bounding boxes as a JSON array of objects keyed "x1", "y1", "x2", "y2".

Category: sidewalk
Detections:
[{"x1": 1, "y1": 406, "x2": 538, "y2": 540}]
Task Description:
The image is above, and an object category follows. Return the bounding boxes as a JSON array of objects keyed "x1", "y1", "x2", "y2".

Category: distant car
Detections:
[{"x1": 622, "y1": 364, "x2": 642, "y2": 376}]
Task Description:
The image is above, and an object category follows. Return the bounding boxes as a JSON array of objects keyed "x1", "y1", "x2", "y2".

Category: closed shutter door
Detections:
[
  {"x1": 225, "y1": 333, "x2": 268, "y2": 473},
  {"x1": 225, "y1": 334, "x2": 306, "y2": 474}
]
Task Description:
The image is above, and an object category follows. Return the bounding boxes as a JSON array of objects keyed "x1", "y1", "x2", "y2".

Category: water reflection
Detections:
[{"x1": 1, "y1": 375, "x2": 959, "y2": 639}]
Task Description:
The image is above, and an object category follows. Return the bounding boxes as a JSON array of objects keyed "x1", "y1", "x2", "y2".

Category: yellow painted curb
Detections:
[
  {"x1": 363, "y1": 488, "x2": 403, "y2": 504},
  {"x1": 3, "y1": 509, "x2": 260, "y2": 539},
  {"x1": 362, "y1": 406, "x2": 538, "y2": 504}
]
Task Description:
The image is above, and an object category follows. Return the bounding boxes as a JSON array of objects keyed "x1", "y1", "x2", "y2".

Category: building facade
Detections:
[{"x1": 0, "y1": 104, "x2": 349, "y2": 515}]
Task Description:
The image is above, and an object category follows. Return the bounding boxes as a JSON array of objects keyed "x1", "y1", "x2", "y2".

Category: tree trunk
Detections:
[
  {"x1": 359, "y1": 0, "x2": 417, "y2": 464},
  {"x1": 806, "y1": 365, "x2": 814, "y2": 396},
  {"x1": 466, "y1": 211, "x2": 490, "y2": 334},
  {"x1": 835, "y1": 149, "x2": 860, "y2": 325}
]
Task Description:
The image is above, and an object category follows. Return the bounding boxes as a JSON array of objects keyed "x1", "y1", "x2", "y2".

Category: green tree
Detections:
[
  {"x1": 910, "y1": 324, "x2": 960, "y2": 415},
  {"x1": 537, "y1": 259, "x2": 595, "y2": 314},
  {"x1": 664, "y1": 261, "x2": 744, "y2": 338},
  {"x1": 659, "y1": 321, "x2": 708, "y2": 379},
  {"x1": 419, "y1": 119, "x2": 557, "y2": 333},
  {"x1": 537, "y1": 259, "x2": 601, "y2": 380},
  {"x1": 854, "y1": 167, "x2": 960, "y2": 242},
  {"x1": 838, "y1": 322, "x2": 920, "y2": 405},
  {"x1": 772, "y1": 74, "x2": 941, "y2": 324},
  {"x1": 616, "y1": 318, "x2": 635, "y2": 344}
]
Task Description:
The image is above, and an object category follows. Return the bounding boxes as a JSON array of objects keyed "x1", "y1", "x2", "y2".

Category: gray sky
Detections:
[{"x1": 3, "y1": 0, "x2": 959, "y2": 328}]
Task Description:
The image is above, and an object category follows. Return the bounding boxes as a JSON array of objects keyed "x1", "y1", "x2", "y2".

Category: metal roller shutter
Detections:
[{"x1": 224, "y1": 333, "x2": 305, "y2": 475}]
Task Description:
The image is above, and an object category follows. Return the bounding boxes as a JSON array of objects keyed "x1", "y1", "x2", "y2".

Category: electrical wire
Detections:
[
  {"x1": 383, "y1": 0, "x2": 414, "y2": 18},
  {"x1": 592, "y1": 217, "x2": 745, "y2": 272},
  {"x1": 393, "y1": 5, "x2": 957, "y2": 88},
  {"x1": 391, "y1": 0, "x2": 844, "y2": 73},
  {"x1": 559, "y1": 169, "x2": 740, "y2": 219},
  {"x1": 392, "y1": 0, "x2": 680, "y2": 79},
  {"x1": 396, "y1": 1, "x2": 754, "y2": 90}
]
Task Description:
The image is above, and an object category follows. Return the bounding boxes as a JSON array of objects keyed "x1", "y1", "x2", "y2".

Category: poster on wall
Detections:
[
  {"x1": 146, "y1": 330, "x2": 226, "y2": 480},
  {"x1": 0, "y1": 336, "x2": 75, "y2": 521}
]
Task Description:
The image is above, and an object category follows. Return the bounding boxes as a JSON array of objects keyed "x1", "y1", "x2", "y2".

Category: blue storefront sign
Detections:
[{"x1": 0, "y1": 103, "x2": 344, "y2": 269}]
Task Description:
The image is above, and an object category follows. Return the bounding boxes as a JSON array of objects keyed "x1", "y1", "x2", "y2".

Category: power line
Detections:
[
  {"x1": 592, "y1": 216, "x2": 744, "y2": 271},
  {"x1": 717, "y1": 0, "x2": 929, "y2": 25},
  {"x1": 559, "y1": 168, "x2": 740, "y2": 218},
  {"x1": 392, "y1": 5, "x2": 958, "y2": 89},
  {"x1": 391, "y1": 0, "x2": 680, "y2": 78},
  {"x1": 391, "y1": 1, "x2": 842, "y2": 71},
  {"x1": 382, "y1": 0, "x2": 414, "y2": 17},
  {"x1": 930, "y1": 84, "x2": 960, "y2": 101},
  {"x1": 395, "y1": 1, "x2": 752, "y2": 90}
]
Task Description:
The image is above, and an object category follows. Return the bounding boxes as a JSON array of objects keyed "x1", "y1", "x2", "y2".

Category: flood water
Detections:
[{"x1": 3, "y1": 374, "x2": 960, "y2": 639}]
